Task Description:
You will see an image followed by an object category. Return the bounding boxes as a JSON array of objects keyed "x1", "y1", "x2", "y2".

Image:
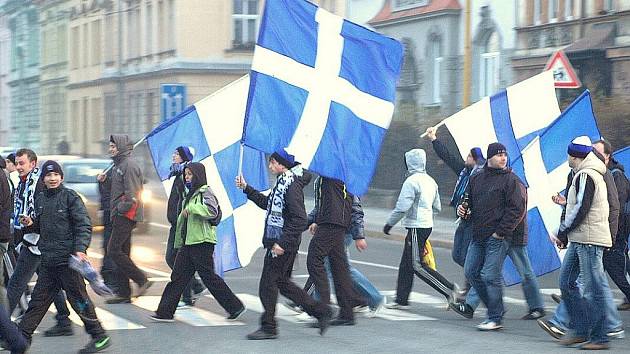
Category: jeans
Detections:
[
  {"x1": 452, "y1": 221, "x2": 473, "y2": 267},
  {"x1": 6, "y1": 247, "x2": 70, "y2": 325},
  {"x1": 560, "y1": 242, "x2": 609, "y2": 344},
  {"x1": 506, "y1": 242, "x2": 544, "y2": 311},
  {"x1": 464, "y1": 236, "x2": 507, "y2": 322}
]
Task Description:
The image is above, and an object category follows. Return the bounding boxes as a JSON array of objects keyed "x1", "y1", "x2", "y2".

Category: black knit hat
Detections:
[
  {"x1": 486, "y1": 142, "x2": 507, "y2": 160},
  {"x1": 270, "y1": 149, "x2": 297, "y2": 169},
  {"x1": 6, "y1": 153, "x2": 15, "y2": 165},
  {"x1": 41, "y1": 160, "x2": 63, "y2": 178}
]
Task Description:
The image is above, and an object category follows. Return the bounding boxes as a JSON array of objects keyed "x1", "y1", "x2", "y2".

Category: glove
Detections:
[
  {"x1": 557, "y1": 231, "x2": 569, "y2": 249},
  {"x1": 383, "y1": 224, "x2": 392, "y2": 235}
]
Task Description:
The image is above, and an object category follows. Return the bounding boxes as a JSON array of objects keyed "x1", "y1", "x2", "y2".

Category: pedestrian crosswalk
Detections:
[{"x1": 40, "y1": 288, "x2": 589, "y2": 331}]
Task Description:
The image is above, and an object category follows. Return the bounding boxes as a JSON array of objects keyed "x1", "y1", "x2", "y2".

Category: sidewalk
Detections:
[{"x1": 305, "y1": 198, "x2": 457, "y2": 249}]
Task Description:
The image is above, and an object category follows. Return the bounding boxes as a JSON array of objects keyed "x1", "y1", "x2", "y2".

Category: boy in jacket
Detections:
[
  {"x1": 152, "y1": 162, "x2": 244, "y2": 322},
  {"x1": 236, "y1": 150, "x2": 332, "y2": 340},
  {"x1": 17, "y1": 160, "x2": 111, "y2": 353}
]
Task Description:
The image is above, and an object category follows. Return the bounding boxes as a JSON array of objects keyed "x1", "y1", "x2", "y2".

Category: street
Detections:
[{"x1": 20, "y1": 217, "x2": 630, "y2": 354}]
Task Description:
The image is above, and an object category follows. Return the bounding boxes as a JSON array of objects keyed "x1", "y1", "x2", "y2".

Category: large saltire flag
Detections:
[
  {"x1": 146, "y1": 76, "x2": 269, "y2": 275},
  {"x1": 506, "y1": 90, "x2": 601, "y2": 285},
  {"x1": 613, "y1": 146, "x2": 630, "y2": 180},
  {"x1": 241, "y1": 0, "x2": 403, "y2": 195}
]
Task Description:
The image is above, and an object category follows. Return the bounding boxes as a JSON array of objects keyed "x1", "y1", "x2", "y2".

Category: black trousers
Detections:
[
  {"x1": 603, "y1": 247, "x2": 630, "y2": 301},
  {"x1": 307, "y1": 224, "x2": 364, "y2": 320},
  {"x1": 395, "y1": 228, "x2": 454, "y2": 305},
  {"x1": 156, "y1": 242, "x2": 243, "y2": 318},
  {"x1": 100, "y1": 209, "x2": 126, "y2": 296},
  {"x1": 107, "y1": 215, "x2": 147, "y2": 297},
  {"x1": 18, "y1": 266, "x2": 106, "y2": 340},
  {"x1": 259, "y1": 250, "x2": 328, "y2": 333},
  {"x1": 165, "y1": 224, "x2": 205, "y2": 302}
]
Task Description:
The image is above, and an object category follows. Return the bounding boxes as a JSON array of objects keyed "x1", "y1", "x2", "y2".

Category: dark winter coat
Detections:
[{"x1": 109, "y1": 134, "x2": 144, "y2": 222}]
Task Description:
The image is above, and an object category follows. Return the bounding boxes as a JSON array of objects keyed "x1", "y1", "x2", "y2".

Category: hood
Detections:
[
  {"x1": 609, "y1": 158, "x2": 625, "y2": 173},
  {"x1": 110, "y1": 134, "x2": 133, "y2": 160},
  {"x1": 184, "y1": 162, "x2": 207, "y2": 193},
  {"x1": 405, "y1": 149, "x2": 426, "y2": 174},
  {"x1": 577, "y1": 152, "x2": 607, "y2": 176}
]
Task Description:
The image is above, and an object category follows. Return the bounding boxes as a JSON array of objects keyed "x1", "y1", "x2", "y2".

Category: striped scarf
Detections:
[{"x1": 13, "y1": 168, "x2": 40, "y2": 230}]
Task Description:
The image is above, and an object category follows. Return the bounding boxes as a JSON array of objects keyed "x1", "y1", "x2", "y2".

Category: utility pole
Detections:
[{"x1": 463, "y1": 0, "x2": 472, "y2": 108}]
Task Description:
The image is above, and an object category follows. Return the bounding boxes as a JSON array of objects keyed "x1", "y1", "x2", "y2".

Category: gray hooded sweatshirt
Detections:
[
  {"x1": 387, "y1": 149, "x2": 441, "y2": 228},
  {"x1": 110, "y1": 134, "x2": 144, "y2": 222}
]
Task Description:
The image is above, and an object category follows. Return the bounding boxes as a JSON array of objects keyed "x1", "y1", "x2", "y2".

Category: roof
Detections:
[
  {"x1": 369, "y1": 0, "x2": 462, "y2": 26},
  {"x1": 565, "y1": 23, "x2": 615, "y2": 54}
]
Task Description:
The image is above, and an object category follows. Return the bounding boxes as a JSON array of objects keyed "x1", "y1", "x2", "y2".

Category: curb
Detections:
[{"x1": 364, "y1": 229, "x2": 454, "y2": 250}]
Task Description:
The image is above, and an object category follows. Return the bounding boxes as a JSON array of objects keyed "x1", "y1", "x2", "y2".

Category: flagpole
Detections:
[
  {"x1": 238, "y1": 143, "x2": 244, "y2": 177},
  {"x1": 419, "y1": 120, "x2": 448, "y2": 139},
  {"x1": 101, "y1": 134, "x2": 149, "y2": 174}
]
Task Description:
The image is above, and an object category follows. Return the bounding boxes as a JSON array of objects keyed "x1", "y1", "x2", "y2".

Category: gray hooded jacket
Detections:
[
  {"x1": 387, "y1": 149, "x2": 441, "y2": 228},
  {"x1": 110, "y1": 134, "x2": 144, "y2": 222}
]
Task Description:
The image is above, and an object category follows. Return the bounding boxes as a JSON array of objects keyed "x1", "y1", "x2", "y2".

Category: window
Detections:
[
  {"x1": 158, "y1": 0, "x2": 165, "y2": 51},
  {"x1": 232, "y1": 0, "x2": 259, "y2": 50},
  {"x1": 479, "y1": 32, "x2": 500, "y2": 98},
  {"x1": 431, "y1": 40, "x2": 442, "y2": 104},
  {"x1": 146, "y1": 3, "x2": 153, "y2": 55},
  {"x1": 82, "y1": 23, "x2": 89, "y2": 67},
  {"x1": 534, "y1": 0, "x2": 541, "y2": 25},
  {"x1": 167, "y1": 0, "x2": 175, "y2": 50},
  {"x1": 91, "y1": 97, "x2": 102, "y2": 141},
  {"x1": 71, "y1": 100, "x2": 79, "y2": 143},
  {"x1": 104, "y1": 14, "x2": 114, "y2": 63},
  {"x1": 393, "y1": 0, "x2": 429, "y2": 11},
  {"x1": 9, "y1": 18, "x2": 16, "y2": 71},
  {"x1": 127, "y1": 4, "x2": 134, "y2": 59},
  {"x1": 57, "y1": 24, "x2": 67, "y2": 63},
  {"x1": 604, "y1": 0, "x2": 614, "y2": 12},
  {"x1": 71, "y1": 26, "x2": 79, "y2": 69},
  {"x1": 565, "y1": 0, "x2": 574, "y2": 20},
  {"x1": 548, "y1": 0, "x2": 559, "y2": 22},
  {"x1": 92, "y1": 20, "x2": 101, "y2": 66},
  {"x1": 27, "y1": 10, "x2": 38, "y2": 67}
]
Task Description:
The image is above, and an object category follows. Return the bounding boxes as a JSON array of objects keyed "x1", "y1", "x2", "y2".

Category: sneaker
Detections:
[
  {"x1": 579, "y1": 342, "x2": 610, "y2": 350},
  {"x1": 617, "y1": 302, "x2": 630, "y2": 311},
  {"x1": 283, "y1": 300, "x2": 303, "y2": 314},
  {"x1": 78, "y1": 335, "x2": 111, "y2": 353},
  {"x1": 227, "y1": 306, "x2": 246, "y2": 321},
  {"x1": 105, "y1": 296, "x2": 131, "y2": 304},
  {"x1": 246, "y1": 329, "x2": 278, "y2": 340},
  {"x1": 521, "y1": 309, "x2": 546, "y2": 320},
  {"x1": 449, "y1": 301, "x2": 474, "y2": 319},
  {"x1": 44, "y1": 323, "x2": 74, "y2": 337},
  {"x1": 606, "y1": 328, "x2": 625, "y2": 339},
  {"x1": 450, "y1": 283, "x2": 465, "y2": 302},
  {"x1": 191, "y1": 287, "x2": 205, "y2": 301},
  {"x1": 177, "y1": 301, "x2": 191, "y2": 309},
  {"x1": 135, "y1": 280, "x2": 154, "y2": 297},
  {"x1": 295, "y1": 312, "x2": 315, "y2": 323},
  {"x1": 353, "y1": 305, "x2": 369, "y2": 313},
  {"x1": 476, "y1": 320, "x2": 503, "y2": 331},
  {"x1": 551, "y1": 293, "x2": 562, "y2": 304},
  {"x1": 150, "y1": 313, "x2": 175, "y2": 323},
  {"x1": 384, "y1": 302, "x2": 410, "y2": 310},
  {"x1": 559, "y1": 336, "x2": 588, "y2": 347},
  {"x1": 366, "y1": 299, "x2": 385, "y2": 318},
  {"x1": 537, "y1": 319, "x2": 566, "y2": 340},
  {"x1": 329, "y1": 317, "x2": 355, "y2": 326}
]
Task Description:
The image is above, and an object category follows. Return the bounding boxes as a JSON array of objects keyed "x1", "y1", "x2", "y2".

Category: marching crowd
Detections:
[{"x1": 0, "y1": 128, "x2": 627, "y2": 353}]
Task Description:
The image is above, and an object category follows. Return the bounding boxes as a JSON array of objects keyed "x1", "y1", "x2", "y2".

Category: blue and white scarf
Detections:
[
  {"x1": 13, "y1": 167, "x2": 40, "y2": 229},
  {"x1": 264, "y1": 165, "x2": 303, "y2": 243}
]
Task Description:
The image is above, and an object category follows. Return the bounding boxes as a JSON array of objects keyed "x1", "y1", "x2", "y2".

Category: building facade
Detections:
[
  {"x1": 2, "y1": 0, "x2": 40, "y2": 150},
  {"x1": 0, "y1": 0, "x2": 11, "y2": 146}
]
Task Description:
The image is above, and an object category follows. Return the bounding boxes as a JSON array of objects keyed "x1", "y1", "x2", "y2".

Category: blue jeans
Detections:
[
  {"x1": 312, "y1": 234, "x2": 383, "y2": 309},
  {"x1": 464, "y1": 236, "x2": 507, "y2": 322},
  {"x1": 506, "y1": 242, "x2": 544, "y2": 311},
  {"x1": 559, "y1": 242, "x2": 609, "y2": 344},
  {"x1": 452, "y1": 221, "x2": 473, "y2": 267}
]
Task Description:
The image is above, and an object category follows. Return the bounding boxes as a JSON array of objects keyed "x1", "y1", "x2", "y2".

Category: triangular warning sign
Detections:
[{"x1": 544, "y1": 50, "x2": 581, "y2": 89}]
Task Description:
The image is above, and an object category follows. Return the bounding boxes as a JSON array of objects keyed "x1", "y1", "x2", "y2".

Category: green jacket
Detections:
[{"x1": 174, "y1": 185, "x2": 221, "y2": 248}]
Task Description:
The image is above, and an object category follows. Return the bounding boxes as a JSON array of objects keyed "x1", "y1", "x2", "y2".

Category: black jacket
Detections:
[
  {"x1": 244, "y1": 172, "x2": 312, "y2": 252},
  {"x1": 609, "y1": 159, "x2": 630, "y2": 249},
  {"x1": 0, "y1": 171, "x2": 11, "y2": 243},
  {"x1": 98, "y1": 168, "x2": 112, "y2": 212},
  {"x1": 167, "y1": 167, "x2": 186, "y2": 225},
  {"x1": 432, "y1": 139, "x2": 465, "y2": 175},
  {"x1": 27, "y1": 186, "x2": 92, "y2": 266},
  {"x1": 464, "y1": 166, "x2": 528, "y2": 244},
  {"x1": 313, "y1": 177, "x2": 353, "y2": 228},
  {"x1": 308, "y1": 177, "x2": 365, "y2": 240}
]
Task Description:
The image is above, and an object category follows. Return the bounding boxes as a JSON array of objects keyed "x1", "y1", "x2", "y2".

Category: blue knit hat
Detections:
[
  {"x1": 270, "y1": 149, "x2": 297, "y2": 168},
  {"x1": 567, "y1": 136, "x2": 592, "y2": 158},
  {"x1": 470, "y1": 147, "x2": 484, "y2": 162},
  {"x1": 41, "y1": 160, "x2": 63, "y2": 178},
  {"x1": 176, "y1": 146, "x2": 194, "y2": 162}
]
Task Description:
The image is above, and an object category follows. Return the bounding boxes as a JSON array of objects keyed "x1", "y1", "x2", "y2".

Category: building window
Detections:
[
  {"x1": 604, "y1": 0, "x2": 614, "y2": 12},
  {"x1": 393, "y1": 0, "x2": 429, "y2": 11},
  {"x1": 431, "y1": 39, "x2": 442, "y2": 104},
  {"x1": 534, "y1": 0, "x2": 541, "y2": 25},
  {"x1": 91, "y1": 97, "x2": 102, "y2": 141},
  {"x1": 71, "y1": 26, "x2": 79, "y2": 69},
  {"x1": 158, "y1": 0, "x2": 165, "y2": 51},
  {"x1": 479, "y1": 31, "x2": 500, "y2": 98},
  {"x1": 232, "y1": 0, "x2": 259, "y2": 50},
  {"x1": 146, "y1": 3, "x2": 153, "y2": 55},
  {"x1": 92, "y1": 20, "x2": 101, "y2": 66},
  {"x1": 168, "y1": 0, "x2": 175, "y2": 50},
  {"x1": 565, "y1": 0, "x2": 574, "y2": 20},
  {"x1": 548, "y1": 0, "x2": 559, "y2": 22},
  {"x1": 71, "y1": 100, "x2": 79, "y2": 143},
  {"x1": 57, "y1": 24, "x2": 67, "y2": 63},
  {"x1": 82, "y1": 23, "x2": 89, "y2": 67}
]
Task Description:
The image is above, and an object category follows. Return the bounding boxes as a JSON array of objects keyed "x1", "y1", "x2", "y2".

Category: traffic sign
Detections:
[
  {"x1": 544, "y1": 50, "x2": 581, "y2": 89},
  {"x1": 161, "y1": 84, "x2": 187, "y2": 121}
]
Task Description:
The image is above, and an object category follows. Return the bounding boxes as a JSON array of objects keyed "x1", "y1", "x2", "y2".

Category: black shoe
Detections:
[
  {"x1": 150, "y1": 313, "x2": 175, "y2": 323},
  {"x1": 521, "y1": 309, "x2": 546, "y2": 320},
  {"x1": 78, "y1": 335, "x2": 111, "y2": 353},
  {"x1": 317, "y1": 308, "x2": 332, "y2": 336},
  {"x1": 449, "y1": 301, "x2": 474, "y2": 319},
  {"x1": 44, "y1": 323, "x2": 74, "y2": 337},
  {"x1": 136, "y1": 280, "x2": 154, "y2": 297},
  {"x1": 105, "y1": 296, "x2": 131, "y2": 304},
  {"x1": 551, "y1": 293, "x2": 562, "y2": 304},
  {"x1": 246, "y1": 329, "x2": 277, "y2": 340},
  {"x1": 537, "y1": 319, "x2": 565, "y2": 340},
  {"x1": 227, "y1": 307, "x2": 247, "y2": 321},
  {"x1": 329, "y1": 317, "x2": 355, "y2": 326}
]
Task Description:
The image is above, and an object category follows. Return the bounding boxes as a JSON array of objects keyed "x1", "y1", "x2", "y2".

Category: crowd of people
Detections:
[{"x1": 0, "y1": 128, "x2": 627, "y2": 353}]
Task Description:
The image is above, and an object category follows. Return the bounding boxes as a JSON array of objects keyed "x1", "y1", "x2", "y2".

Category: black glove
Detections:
[
  {"x1": 557, "y1": 231, "x2": 569, "y2": 249},
  {"x1": 383, "y1": 224, "x2": 392, "y2": 235}
]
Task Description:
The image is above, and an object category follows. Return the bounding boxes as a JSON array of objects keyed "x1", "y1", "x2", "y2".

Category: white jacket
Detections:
[{"x1": 387, "y1": 149, "x2": 441, "y2": 229}]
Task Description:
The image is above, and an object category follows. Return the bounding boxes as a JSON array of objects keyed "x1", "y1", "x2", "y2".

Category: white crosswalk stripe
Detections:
[
  {"x1": 49, "y1": 302, "x2": 145, "y2": 330},
  {"x1": 235, "y1": 293, "x2": 304, "y2": 323},
  {"x1": 133, "y1": 296, "x2": 245, "y2": 327}
]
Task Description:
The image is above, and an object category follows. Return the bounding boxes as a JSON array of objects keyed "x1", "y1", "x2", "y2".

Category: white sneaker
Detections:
[
  {"x1": 177, "y1": 301, "x2": 190, "y2": 309},
  {"x1": 476, "y1": 320, "x2": 503, "y2": 331},
  {"x1": 366, "y1": 299, "x2": 385, "y2": 318},
  {"x1": 384, "y1": 302, "x2": 411, "y2": 310},
  {"x1": 295, "y1": 312, "x2": 315, "y2": 323},
  {"x1": 353, "y1": 305, "x2": 370, "y2": 313},
  {"x1": 607, "y1": 328, "x2": 625, "y2": 339}
]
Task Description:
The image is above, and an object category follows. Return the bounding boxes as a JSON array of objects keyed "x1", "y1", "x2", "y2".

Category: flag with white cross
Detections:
[{"x1": 241, "y1": 0, "x2": 403, "y2": 195}]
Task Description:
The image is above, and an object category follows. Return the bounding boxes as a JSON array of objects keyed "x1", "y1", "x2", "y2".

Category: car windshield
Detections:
[{"x1": 63, "y1": 162, "x2": 110, "y2": 183}]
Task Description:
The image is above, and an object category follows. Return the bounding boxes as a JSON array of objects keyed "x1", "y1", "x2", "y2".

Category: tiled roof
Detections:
[{"x1": 369, "y1": 0, "x2": 461, "y2": 26}]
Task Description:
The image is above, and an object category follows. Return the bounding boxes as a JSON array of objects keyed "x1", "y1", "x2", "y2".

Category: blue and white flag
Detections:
[
  {"x1": 242, "y1": 0, "x2": 403, "y2": 195},
  {"x1": 504, "y1": 90, "x2": 601, "y2": 285},
  {"x1": 613, "y1": 146, "x2": 630, "y2": 180},
  {"x1": 147, "y1": 76, "x2": 269, "y2": 275}
]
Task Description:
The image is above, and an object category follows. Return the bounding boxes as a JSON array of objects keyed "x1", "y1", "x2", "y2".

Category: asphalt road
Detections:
[{"x1": 18, "y1": 221, "x2": 630, "y2": 354}]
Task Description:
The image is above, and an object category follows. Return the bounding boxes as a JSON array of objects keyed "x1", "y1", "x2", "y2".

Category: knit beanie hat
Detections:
[
  {"x1": 176, "y1": 146, "x2": 194, "y2": 162},
  {"x1": 270, "y1": 149, "x2": 297, "y2": 169},
  {"x1": 41, "y1": 160, "x2": 63, "y2": 178},
  {"x1": 470, "y1": 147, "x2": 484, "y2": 162},
  {"x1": 6, "y1": 153, "x2": 15, "y2": 165},
  {"x1": 486, "y1": 142, "x2": 507, "y2": 160},
  {"x1": 567, "y1": 136, "x2": 592, "y2": 158}
]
